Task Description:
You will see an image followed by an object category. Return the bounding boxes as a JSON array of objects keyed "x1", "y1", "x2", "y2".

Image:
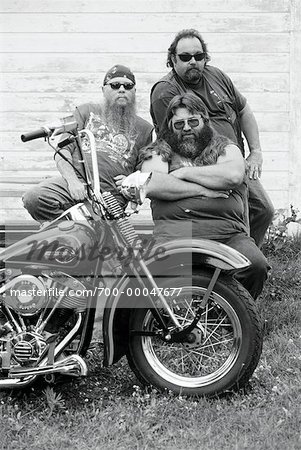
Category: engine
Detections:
[
  {"x1": 0, "y1": 271, "x2": 89, "y2": 369},
  {"x1": 2, "y1": 274, "x2": 48, "y2": 316}
]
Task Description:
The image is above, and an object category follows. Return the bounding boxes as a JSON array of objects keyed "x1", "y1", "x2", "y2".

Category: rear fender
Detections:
[{"x1": 102, "y1": 238, "x2": 250, "y2": 366}]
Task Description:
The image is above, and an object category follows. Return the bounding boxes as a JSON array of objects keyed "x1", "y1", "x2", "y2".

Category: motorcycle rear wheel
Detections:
[{"x1": 127, "y1": 272, "x2": 263, "y2": 397}]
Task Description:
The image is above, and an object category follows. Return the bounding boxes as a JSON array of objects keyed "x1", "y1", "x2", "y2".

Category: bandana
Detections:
[{"x1": 103, "y1": 65, "x2": 136, "y2": 85}]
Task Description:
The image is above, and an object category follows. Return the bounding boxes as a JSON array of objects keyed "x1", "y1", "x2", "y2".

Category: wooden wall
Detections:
[{"x1": 0, "y1": 0, "x2": 300, "y2": 224}]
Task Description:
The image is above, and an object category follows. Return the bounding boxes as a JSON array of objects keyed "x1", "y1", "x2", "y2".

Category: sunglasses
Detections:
[
  {"x1": 107, "y1": 82, "x2": 135, "y2": 90},
  {"x1": 177, "y1": 52, "x2": 206, "y2": 62},
  {"x1": 173, "y1": 118, "x2": 201, "y2": 130}
]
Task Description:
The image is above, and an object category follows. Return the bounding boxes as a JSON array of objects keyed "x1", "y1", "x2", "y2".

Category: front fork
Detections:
[{"x1": 131, "y1": 257, "x2": 221, "y2": 340}]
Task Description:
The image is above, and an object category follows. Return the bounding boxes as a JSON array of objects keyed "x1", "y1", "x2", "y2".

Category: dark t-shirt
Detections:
[
  {"x1": 151, "y1": 145, "x2": 249, "y2": 242},
  {"x1": 152, "y1": 189, "x2": 248, "y2": 242},
  {"x1": 59, "y1": 103, "x2": 153, "y2": 207},
  {"x1": 150, "y1": 65, "x2": 247, "y2": 153}
]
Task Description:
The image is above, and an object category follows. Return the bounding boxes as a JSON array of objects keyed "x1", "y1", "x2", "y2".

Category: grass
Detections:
[{"x1": 0, "y1": 240, "x2": 301, "y2": 450}]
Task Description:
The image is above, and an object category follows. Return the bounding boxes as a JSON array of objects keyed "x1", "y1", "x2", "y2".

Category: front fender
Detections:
[
  {"x1": 102, "y1": 238, "x2": 250, "y2": 366},
  {"x1": 144, "y1": 238, "x2": 250, "y2": 271}
]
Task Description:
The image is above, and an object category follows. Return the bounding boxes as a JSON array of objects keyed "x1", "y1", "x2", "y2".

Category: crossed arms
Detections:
[{"x1": 141, "y1": 144, "x2": 245, "y2": 200}]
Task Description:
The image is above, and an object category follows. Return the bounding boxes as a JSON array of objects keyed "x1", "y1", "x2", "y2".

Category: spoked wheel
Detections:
[{"x1": 127, "y1": 272, "x2": 263, "y2": 396}]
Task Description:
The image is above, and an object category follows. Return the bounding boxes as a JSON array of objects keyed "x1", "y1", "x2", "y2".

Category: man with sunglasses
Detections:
[
  {"x1": 150, "y1": 29, "x2": 274, "y2": 248},
  {"x1": 121, "y1": 93, "x2": 269, "y2": 299},
  {"x1": 23, "y1": 65, "x2": 153, "y2": 222}
]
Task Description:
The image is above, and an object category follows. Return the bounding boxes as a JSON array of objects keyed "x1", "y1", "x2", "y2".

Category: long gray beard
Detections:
[{"x1": 103, "y1": 99, "x2": 137, "y2": 135}]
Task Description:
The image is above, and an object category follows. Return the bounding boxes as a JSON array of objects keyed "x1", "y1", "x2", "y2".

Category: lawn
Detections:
[{"x1": 0, "y1": 239, "x2": 300, "y2": 450}]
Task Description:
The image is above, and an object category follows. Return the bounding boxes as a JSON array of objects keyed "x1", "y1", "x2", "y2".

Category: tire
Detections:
[{"x1": 127, "y1": 271, "x2": 263, "y2": 396}]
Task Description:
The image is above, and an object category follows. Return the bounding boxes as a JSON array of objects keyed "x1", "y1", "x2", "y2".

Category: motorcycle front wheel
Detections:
[{"x1": 127, "y1": 272, "x2": 263, "y2": 397}]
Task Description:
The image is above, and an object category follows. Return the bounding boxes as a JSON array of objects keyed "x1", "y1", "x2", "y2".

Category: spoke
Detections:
[
  {"x1": 158, "y1": 349, "x2": 187, "y2": 371},
  {"x1": 182, "y1": 347, "x2": 205, "y2": 371},
  {"x1": 210, "y1": 331, "x2": 233, "y2": 341},
  {"x1": 173, "y1": 351, "x2": 205, "y2": 374},
  {"x1": 182, "y1": 348, "x2": 204, "y2": 365},
  {"x1": 200, "y1": 322, "x2": 231, "y2": 328},
  {"x1": 170, "y1": 347, "x2": 225, "y2": 375},
  {"x1": 171, "y1": 298, "x2": 195, "y2": 326},
  {"x1": 200, "y1": 338, "x2": 233, "y2": 350},
  {"x1": 144, "y1": 295, "x2": 239, "y2": 380},
  {"x1": 181, "y1": 348, "x2": 185, "y2": 373},
  {"x1": 149, "y1": 339, "x2": 232, "y2": 376},
  {"x1": 204, "y1": 304, "x2": 209, "y2": 335},
  {"x1": 153, "y1": 342, "x2": 179, "y2": 351},
  {"x1": 204, "y1": 327, "x2": 232, "y2": 342},
  {"x1": 184, "y1": 298, "x2": 195, "y2": 318},
  {"x1": 197, "y1": 322, "x2": 231, "y2": 336},
  {"x1": 173, "y1": 311, "x2": 191, "y2": 326},
  {"x1": 205, "y1": 330, "x2": 233, "y2": 348},
  {"x1": 154, "y1": 345, "x2": 183, "y2": 358},
  {"x1": 153, "y1": 336, "x2": 233, "y2": 357},
  {"x1": 183, "y1": 347, "x2": 222, "y2": 362},
  {"x1": 202, "y1": 315, "x2": 229, "y2": 346},
  {"x1": 200, "y1": 303, "x2": 224, "y2": 334},
  {"x1": 156, "y1": 345, "x2": 206, "y2": 373}
]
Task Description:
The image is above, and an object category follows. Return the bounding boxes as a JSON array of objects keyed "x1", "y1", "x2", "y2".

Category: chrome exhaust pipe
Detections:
[
  {"x1": 9, "y1": 354, "x2": 88, "y2": 378},
  {"x1": 0, "y1": 313, "x2": 85, "y2": 389},
  {"x1": 0, "y1": 374, "x2": 36, "y2": 389},
  {"x1": 54, "y1": 354, "x2": 88, "y2": 376}
]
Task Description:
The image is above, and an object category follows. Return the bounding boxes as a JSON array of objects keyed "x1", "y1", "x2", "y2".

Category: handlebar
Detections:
[
  {"x1": 20, "y1": 118, "x2": 103, "y2": 206},
  {"x1": 57, "y1": 136, "x2": 76, "y2": 149},
  {"x1": 21, "y1": 128, "x2": 49, "y2": 142},
  {"x1": 20, "y1": 115, "x2": 78, "y2": 142}
]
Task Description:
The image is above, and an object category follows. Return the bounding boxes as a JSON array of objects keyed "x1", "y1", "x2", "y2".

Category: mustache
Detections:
[{"x1": 163, "y1": 123, "x2": 214, "y2": 160}]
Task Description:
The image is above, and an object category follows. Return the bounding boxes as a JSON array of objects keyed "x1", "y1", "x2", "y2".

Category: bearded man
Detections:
[
  {"x1": 150, "y1": 29, "x2": 274, "y2": 248},
  {"x1": 121, "y1": 93, "x2": 269, "y2": 299},
  {"x1": 23, "y1": 65, "x2": 153, "y2": 222}
]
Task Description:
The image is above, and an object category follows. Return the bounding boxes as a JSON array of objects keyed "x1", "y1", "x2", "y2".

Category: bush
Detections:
[{"x1": 262, "y1": 205, "x2": 301, "y2": 260}]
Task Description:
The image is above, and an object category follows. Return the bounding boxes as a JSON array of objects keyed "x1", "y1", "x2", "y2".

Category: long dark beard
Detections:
[
  {"x1": 103, "y1": 98, "x2": 137, "y2": 135},
  {"x1": 164, "y1": 123, "x2": 214, "y2": 160}
]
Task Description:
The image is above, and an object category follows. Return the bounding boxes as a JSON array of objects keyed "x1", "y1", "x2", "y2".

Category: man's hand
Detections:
[
  {"x1": 245, "y1": 150, "x2": 263, "y2": 179},
  {"x1": 67, "y1": 179, "x2": 87, "y2": 201},
  {"x1": 118, "y1": 171, "x2": 152, "y2": 205},
  {"x1": 114, "y1": 174, "x2": 141, "y2": 211},
  {"x1": 114, "y1": 174, "x2": 126, "y2": 188},
  {"x1": 170, "y1": 167, "x2": 187, "y2": 180},
  {"x1": 198, "y1": 185, "x2": 231, "y2": 199}
]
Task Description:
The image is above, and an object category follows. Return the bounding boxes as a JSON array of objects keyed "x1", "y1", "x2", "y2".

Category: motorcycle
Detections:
[{"x1": 0, "y1": 117, "x2": 263, "y2": 396}]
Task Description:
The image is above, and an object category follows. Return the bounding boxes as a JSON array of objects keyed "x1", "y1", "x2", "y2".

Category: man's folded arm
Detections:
[
  {"x1": 170, "y1": 145, "x2": 245, "y2": 189},
  {"x1": 141, "y1": 154, "x2": 229, "y2": 200}
]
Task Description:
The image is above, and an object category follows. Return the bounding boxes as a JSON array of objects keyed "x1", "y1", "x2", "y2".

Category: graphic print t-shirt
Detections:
[{"x1": 62, "y1": 103, "x2": 153, "y2": 207}]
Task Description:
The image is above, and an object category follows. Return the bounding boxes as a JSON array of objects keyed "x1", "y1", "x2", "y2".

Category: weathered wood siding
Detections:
[{"x1": 0, "y1": 0, "x2": 300, "y2": 223}]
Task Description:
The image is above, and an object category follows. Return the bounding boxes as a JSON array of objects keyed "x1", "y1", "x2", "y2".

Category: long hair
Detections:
[
  {"x1": 141, "y1": 131, "x2": 231, "y2": 168},
  {"x1": 167, "y1": 29, "x2": 211, "y2": 69},
  {"x1": 155, "y1": 93, "x2": 232, "y2": 166},
  {"x1": 164, "y1": 93, "x2": 209, "y2": 128},
  {"x1": 193, "y1": 133, "x2": 230, "y2": 166}
]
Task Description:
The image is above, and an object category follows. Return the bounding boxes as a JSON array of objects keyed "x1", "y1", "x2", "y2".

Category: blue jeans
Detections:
[
  {"x1": 222, "y1": 233, "x2": 270, "y2": 300},
  {"x1": 247, "y1": 178, "x2": 274, "y2": 248},
  {"x1": 22, "y1": 176, "x2": 78, "y2": 222}
]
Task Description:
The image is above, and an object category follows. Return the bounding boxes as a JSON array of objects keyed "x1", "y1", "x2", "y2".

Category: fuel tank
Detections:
[{"x1": 0, "y1": 219, "x2": 105, "y2": 275}]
